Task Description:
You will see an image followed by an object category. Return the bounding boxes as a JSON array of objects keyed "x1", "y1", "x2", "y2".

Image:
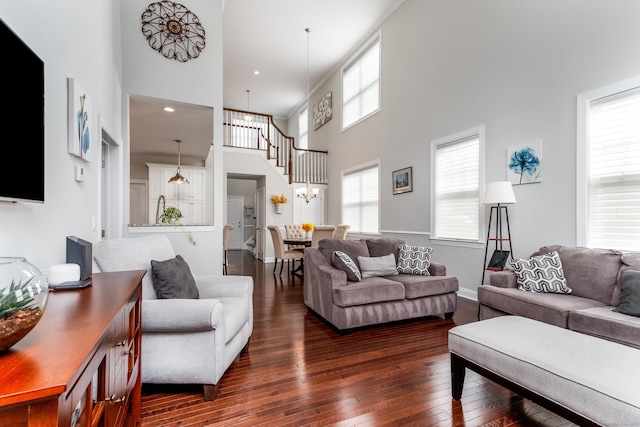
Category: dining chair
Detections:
[
  {"x1": 311, "y1": 225, "x2": 335, "y2": 247},
  {"x1": 284, "y1": 224, "x2": 305, "y2": 251},
  {"x1": 267, "y1": 225, "x2": 304, "y2": 275},
  {"x1": 223, "y1": 224, "x2": 234, "y2": 275},
  {"x1": 332, "y1": 224, "x2": 350, "y2": 240}
]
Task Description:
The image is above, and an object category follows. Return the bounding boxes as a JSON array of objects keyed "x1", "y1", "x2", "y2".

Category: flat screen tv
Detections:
[{"x1": 0, "y1": 19, "x2": 45, "y2": 203}]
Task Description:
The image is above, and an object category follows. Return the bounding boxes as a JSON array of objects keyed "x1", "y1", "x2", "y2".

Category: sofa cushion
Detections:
[
  {"x1": 366, "y1": 238, "x2": 405, "y2": 261},
  {"x1": 332, "y1": 277, "x2": 405, "y2": 307},
  {"x1": 616, "y1": 253, "x2": 640, "y2": 306},
  {"x1": 477, "y1": 285, "x2": 605, "y2": 328},
  {"x1": 512, "y1": 251, "x2": 571, "y2": 294},
  {"x1": 358, "y1": 254, "x2": 398, "y2": 278},
  {"x1": 538, "y1": 245, "x2": 622, "y2": 305},
  {"x1": 614, "y1": 269, "x2": 640, "y2": 317},
  {"x1": 397, "y1": 244, "x2": 432, "y2": 275},
  {"x1": 319, "y1": 239, "x2": 369, "y2": 269},
  {"x1": 569, "y1": 306, "x2": 640, "y2": 349},
  {"x1": 332, "y1": 251, "x2": 362, "y2": 282},
  {"x1": 391, "y1": 274, "x2": 459, "y2": 299},
  {"x1": 151, "y1": 255, "x2": 199, "y2": 299}
]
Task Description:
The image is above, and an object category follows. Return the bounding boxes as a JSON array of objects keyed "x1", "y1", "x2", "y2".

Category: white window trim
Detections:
[
  {"x1": 576, "y1": 75, "x2": 640, "y2": 247},
  {"x1": 430, "y1": 125, "x2": 485, "y2": 245},
  {"x1": 340, "y1": 159, "x2": 381, "y2": 235},
  {"x1": 341, "y1": 31, "x2": 382, "y2": 132}
]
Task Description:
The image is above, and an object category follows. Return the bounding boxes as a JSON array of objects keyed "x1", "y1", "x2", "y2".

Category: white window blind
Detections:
[
  {"x1": 586, "y1": 86, "x2": 640, "y2": 250},
  {"x1": 298, "y1": 106, "x2": 308, "y2": 150},
  {"x1": 434, "y1": 136, "x2": 480, "y2": 240},
  {"x1": 342, "y1": 164, "x2": 379, "y2": 234},
  {"x1": 342, "y1": 36, "x2": 380, "y2": 129}
]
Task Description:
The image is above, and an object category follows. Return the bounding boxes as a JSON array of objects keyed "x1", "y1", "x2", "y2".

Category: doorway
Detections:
[{"x1": 226, "y1": 195, "x2": 243, "y2": 249}]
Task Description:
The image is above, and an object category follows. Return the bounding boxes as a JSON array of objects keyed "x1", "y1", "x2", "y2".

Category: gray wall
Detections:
[{"x1": 299, "y1": 0, "x2": 640, "y2": 298}]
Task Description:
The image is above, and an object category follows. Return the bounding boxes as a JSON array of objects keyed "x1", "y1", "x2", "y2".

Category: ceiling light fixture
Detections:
[
  {"x1": 163, "y1": 106, "x2": 175, "y2": 112},
  {"x1": 296, "y1": 27, "x2": 319, "y2": 204},
  {"x1": 168, "y1": 139, "x2": 189, "y2": 184},
  {"x1": 244, "y1": 89, "x2": 253, "y2": 122}
]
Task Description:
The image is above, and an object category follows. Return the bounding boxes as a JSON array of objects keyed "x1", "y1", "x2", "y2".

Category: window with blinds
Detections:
[
  {"x1": 342, "y1": 163, "x2": 379, "y2": 234},
  {"x1": 342, "y1": 34, "x2": 380, "y2": 130},
  {"x1": 432, "y1": 133, "x2": 481, "y2": 241},
  {"x1": 298, "y1": 106, "x2": 308, "y2": 150},
  {"x1": 583, "y1": 85, "x2": 640, "y2": 251}
]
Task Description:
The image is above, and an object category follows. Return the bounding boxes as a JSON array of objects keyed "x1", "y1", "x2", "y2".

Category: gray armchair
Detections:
[{"x1": 93, "y1": 235, "x2": 253, "y2": 401}]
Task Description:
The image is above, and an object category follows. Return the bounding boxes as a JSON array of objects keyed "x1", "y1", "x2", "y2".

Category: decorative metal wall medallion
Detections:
[
  {"x1": 141, "y1": 1, "x2": 206, "y2": 62},
  {"x1": 313, "y1": 92, "x2": 333, "y2": 130}
]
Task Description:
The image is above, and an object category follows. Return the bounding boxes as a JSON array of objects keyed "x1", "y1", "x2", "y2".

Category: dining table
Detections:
[{"x1": 282, "y1": 237, "x2": 312, "y2": 273}]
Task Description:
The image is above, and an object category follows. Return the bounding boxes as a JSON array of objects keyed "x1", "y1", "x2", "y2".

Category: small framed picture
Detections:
[{"x1": 392, "y1": 167, "x2": 413, "y2": 195}]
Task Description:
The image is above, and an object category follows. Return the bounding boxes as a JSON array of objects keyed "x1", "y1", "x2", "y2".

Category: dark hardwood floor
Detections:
[{"x1": 140, "y1": 250, "x2": 576, "y2": 427}]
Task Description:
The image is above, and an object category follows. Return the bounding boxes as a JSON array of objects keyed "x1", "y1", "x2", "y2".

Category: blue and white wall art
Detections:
[{"x1": 507, "y1": 140, "x2": 542, "y2": 185}]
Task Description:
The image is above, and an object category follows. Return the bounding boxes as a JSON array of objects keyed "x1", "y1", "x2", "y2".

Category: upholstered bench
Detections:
[{"x1": 448, "y1": 316, "x2": 640, "y2": 426}]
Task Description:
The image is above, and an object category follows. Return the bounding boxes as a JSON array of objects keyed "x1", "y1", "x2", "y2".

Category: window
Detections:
[
  {"x1": 577, "y1": 78, "x2": 640, "y2": 251},
  {"x1": 342, "y1": 33, "x2": 380, "y2": 130},
  {"x1": 342, "y1": 162, "x2": 379, "y2": 234},
  {"x1": 298, "y1": 106, "x2": 308, "y2": 150},
  {"x1": 431, "y1": 127, "x2": 483, "y2": 241}
]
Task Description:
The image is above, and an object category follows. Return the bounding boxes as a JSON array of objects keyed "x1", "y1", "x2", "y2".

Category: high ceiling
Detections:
[{"x1": 130, "y1": 0, "x2": 403, "y2": 160}]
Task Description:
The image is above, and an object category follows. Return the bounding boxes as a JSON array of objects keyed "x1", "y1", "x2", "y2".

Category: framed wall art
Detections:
[
  {"x1": 68, "y1": 77, "x2": 93, "y2": 162},
  {"x1": 507, "y1": 140, "x2": 542, "y2": 185},
  {"x1": 313, "y1": 92, "x2": 332, "y2": 130},
  {"x1": 392, "y1": 167, "x2": 413, "y2": 195}
]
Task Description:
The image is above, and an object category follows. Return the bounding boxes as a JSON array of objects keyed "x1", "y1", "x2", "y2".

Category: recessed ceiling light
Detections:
[
  {"x1": 254, "y1": 70, "x2": 260, "y2": 75},
  {"x1": 163, "y1": 106, "x2": 175, "y2": 112}
]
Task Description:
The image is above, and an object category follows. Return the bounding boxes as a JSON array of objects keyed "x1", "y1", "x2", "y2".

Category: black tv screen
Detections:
[{"x1": 0, "y1": 19, "x2": 45, "y2": 203}]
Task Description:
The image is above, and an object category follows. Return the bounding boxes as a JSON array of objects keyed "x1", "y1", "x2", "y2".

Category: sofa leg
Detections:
[
  {"x1": 444, "y1": 312, "x2": 454, "y2": 319},
  {"x1": 203, "y1": 383, "x2": 220, "y2": 401}
]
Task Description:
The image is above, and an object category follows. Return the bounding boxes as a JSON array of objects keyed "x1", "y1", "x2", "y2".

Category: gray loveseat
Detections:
[
  {"x1": 304, "y1": 238, "x2": 459, "y2": 334},
  {"x1": 478, "y1": 244, "x2": 640, "y2": 349}
]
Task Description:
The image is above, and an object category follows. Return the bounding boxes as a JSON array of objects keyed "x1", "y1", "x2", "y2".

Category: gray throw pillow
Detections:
[
  {"x1": 333, "y1": 251, "x2": 362, "y2": 282},
  {"x1": 358, "y1": 254, "x2": 398, "y2": 278},
  {"x1": 151, "y1": 255, "x2": 199, "y2": 299},
  {"x1": 614, "y1": 269, "x2": 640, "y2": 317},
  {"x1": 397, "y1": 244, "x2": 432, "y2": 275},
  {"x1": 512, "y1": 251, "x2": 572, "y2": 294}
]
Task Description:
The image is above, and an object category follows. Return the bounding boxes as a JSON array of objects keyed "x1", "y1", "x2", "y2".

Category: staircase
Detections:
[{"x1": 223, "y1": 108, "x2": 328, "y2": 185}]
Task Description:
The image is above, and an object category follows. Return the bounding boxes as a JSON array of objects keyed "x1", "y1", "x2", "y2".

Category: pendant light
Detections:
[
  {"x1": 296, "y1": 27, "x2": 319, "y2": 204},
  {"x1": 244, "y1": 89, "x2": 253, "y2": 122},
  {"x1": 168, "y1": 139, "x2": 189, "y2": 184}
]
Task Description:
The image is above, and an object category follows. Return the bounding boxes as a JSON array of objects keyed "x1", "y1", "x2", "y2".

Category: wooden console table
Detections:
[{"x1": 0, "y1": 270, "x2": 145, "y2": 427}]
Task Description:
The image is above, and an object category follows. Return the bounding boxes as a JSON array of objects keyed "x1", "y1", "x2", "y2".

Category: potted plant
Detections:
[
  {"x1": 271, "y1": 194, "x2": 288, "y2": 214},
  {"x1": 160, "y1": 206, "x2": 183, "y2": 224}
]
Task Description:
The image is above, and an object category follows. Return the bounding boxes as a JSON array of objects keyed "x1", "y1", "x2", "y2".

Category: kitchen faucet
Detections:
[{"x1": 155, "y1": 195, "x2": 166, "y2": 224}]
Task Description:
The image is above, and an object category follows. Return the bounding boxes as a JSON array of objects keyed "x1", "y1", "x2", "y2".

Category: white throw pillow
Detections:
[
  {"x1": 512, "y1": 251, "x2": 572, "y2": 294},
  {"x1": 397, "y1": 244, "x2": 432, "y2": 275},
  {"x1": 357, "y1": 254, "x2": 398, "y2": 278}
]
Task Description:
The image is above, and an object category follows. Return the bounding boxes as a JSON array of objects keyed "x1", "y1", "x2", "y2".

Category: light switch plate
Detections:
[{"x1": 74, "y1": 164, "x2": 85, "y2": 182}]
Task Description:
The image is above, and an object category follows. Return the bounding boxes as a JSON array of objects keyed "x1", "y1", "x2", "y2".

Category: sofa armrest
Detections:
[
  {"x1": 194, "y1": 275, "x2": 254, "y2": 299},
  {"x1": 429, "y1": 262, "x2": 446, "y2": 276},
  {"x1": 489, "y1": 270, "x2": 518, "y2": 288},
  {"x1": 142, "y1": 298, "x2": 224, "y2": 332}
]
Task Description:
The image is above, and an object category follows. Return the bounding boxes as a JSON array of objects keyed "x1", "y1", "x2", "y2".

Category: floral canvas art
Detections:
[
  {"x1": 68, "y1": 78, "x2": 92, "y2": 162},
  {"x1": 507, "y1": 141, "x2": 542, "y2": 185}
]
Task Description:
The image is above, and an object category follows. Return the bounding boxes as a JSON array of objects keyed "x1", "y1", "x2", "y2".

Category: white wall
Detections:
[
  {"x1": 301, "y1": 0, "x2": 640, "y2": 298},
  {"x1": 0, "y1": 1, "x2": 122, "y2": 275}
]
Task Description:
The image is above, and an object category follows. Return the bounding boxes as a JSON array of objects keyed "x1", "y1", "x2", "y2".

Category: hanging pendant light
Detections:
[
  {"x1": 296, "y1": 27, "x2": 319, "y2": 204},
  {"x1": 168, "y1": 139, "x2": 189, "y2": 184},
  {"x1": 244, "y1": 89, "x2": 253, "y2": 122}
]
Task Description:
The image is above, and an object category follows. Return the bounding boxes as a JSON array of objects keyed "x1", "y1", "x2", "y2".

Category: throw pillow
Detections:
[
  {"x1": 151, "y1": 255, "x2": 199, "y2": 299},
  {"x1": 332, "y1": 251, "x2": 362, "y2": 282},
  {"x1": 397, "y1": 244, "x2": 432, "y2": 275},
  {"x1": 511, "y1": 251, "x2": 572, "y2": 294},
  {"x1": 614, "y1": 269, "x2": 640, "y2": 317},
  {"x1": 357, "y1": 254, "x2": 398, "y2": 278}
]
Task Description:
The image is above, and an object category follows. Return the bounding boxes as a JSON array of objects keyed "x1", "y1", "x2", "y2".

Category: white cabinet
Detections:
[{"x1": 147, "y1": 163, "x2": 207, "y2": 224}]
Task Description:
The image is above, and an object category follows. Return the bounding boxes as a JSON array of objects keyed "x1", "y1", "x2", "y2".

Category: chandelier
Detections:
[{"x1": 296, "y1": 28, "x2": 318, "y2": 204}]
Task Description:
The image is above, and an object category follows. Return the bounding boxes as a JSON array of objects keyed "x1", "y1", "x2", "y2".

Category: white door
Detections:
[
  {"x1": 256, "y1": 187, "x2": 265, "y2": 261},
  {"x1": 227, "y1": 196, "x2": 243, "y2": 249}
]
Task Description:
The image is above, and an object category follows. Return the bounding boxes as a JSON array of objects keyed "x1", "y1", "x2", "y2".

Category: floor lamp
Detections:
[{"x1": 481, "y1": 181, "x2": 516, "y2": 284}]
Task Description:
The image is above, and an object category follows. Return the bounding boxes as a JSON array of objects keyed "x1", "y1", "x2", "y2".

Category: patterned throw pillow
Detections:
[
  {"x1": 512, "y1": 251, "x2": 572, "y2": 294},
  {"x1": 332, "y1": 251, "x2": 362, "y2": 282},
  {"x1": 397, "y1": 244, "x2": 432, "y2": 275}
]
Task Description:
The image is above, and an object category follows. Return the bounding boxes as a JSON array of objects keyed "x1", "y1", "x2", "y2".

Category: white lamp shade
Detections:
[{"x1": 482, "y1": 181, "x2": 516, "y2": 205}]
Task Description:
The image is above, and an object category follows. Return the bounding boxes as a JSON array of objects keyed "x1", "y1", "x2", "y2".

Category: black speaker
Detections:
[{"x1": 66, "y1": 236, "x2": 92, "y2": 280}]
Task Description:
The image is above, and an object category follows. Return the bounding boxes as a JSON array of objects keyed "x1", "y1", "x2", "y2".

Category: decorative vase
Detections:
[
  {"x1": 305, "y1": 231, "x2": 310, "y2": 239},
  {"x1": 0, "y1": 257, "x2": 48, "y2": 353},
  {"x1": 275, "y1": 203, "x2": 284, "y2": 214}
]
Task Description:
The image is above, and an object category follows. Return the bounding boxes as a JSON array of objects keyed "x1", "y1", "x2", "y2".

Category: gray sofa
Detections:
[
  {"x1": 304, "y1": 238, "x2": 459, "y2": 333},
  {"x1": 478, "y1": 244, "x2": 640, "y2": 349}
]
